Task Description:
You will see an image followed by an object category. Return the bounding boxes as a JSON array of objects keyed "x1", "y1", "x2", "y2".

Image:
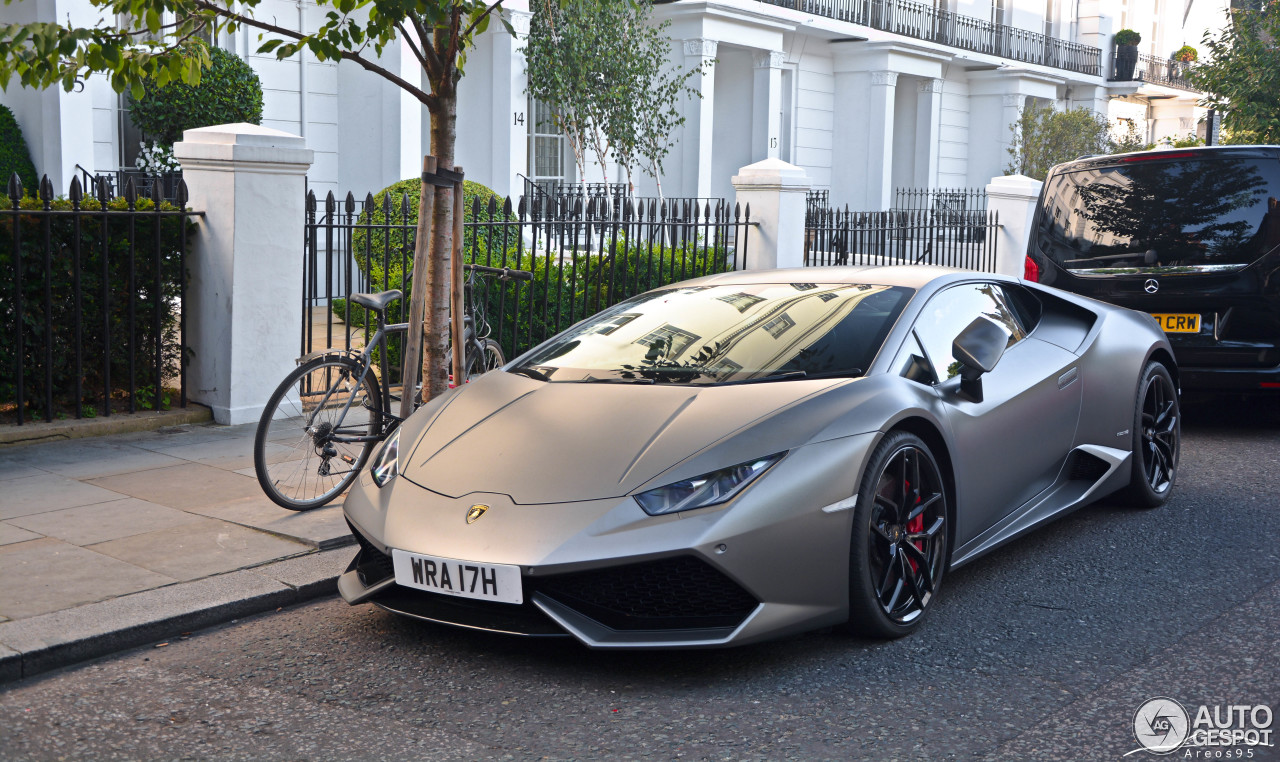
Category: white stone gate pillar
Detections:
[
  {"x1": 733, "y1": 158, "x2": 811, "y2": 271},
  {"x1": 173, "y1": 123, "x2": 314, "y2": 425},
  {"x1": 986, "y1": 174, "x2": 1043, "y2": 277}
]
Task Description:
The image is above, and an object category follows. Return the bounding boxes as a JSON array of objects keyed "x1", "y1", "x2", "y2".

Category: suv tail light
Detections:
[{"x1": 1024, "y1": 255, "x2": 1041, "y2": 283}]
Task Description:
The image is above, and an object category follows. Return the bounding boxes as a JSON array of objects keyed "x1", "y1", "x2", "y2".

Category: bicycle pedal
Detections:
[{"x1": 341, "y1": 454, "x2": 356, "y2": 465}]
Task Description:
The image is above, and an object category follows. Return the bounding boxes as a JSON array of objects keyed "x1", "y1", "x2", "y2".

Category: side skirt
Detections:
[{"x1": 950, "y1": 444, "x2": 1131, "y2": 568}]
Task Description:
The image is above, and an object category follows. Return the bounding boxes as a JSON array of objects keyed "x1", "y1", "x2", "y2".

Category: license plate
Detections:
[
  {"x1": 391, "y1": 549, "x2": 523, "y2": 604},
  {"x1": 1151, "y1": 313, "x2": 1201, "y2": 333}
]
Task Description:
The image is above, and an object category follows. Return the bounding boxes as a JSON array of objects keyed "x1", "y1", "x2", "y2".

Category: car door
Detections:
[{"x1": 912, "y1": 282, "x2": 1083, "y2": 546}]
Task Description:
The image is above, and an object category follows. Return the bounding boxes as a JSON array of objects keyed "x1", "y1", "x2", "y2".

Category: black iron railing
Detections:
[
  {"x1": 758, "y1": 0, "x2": 1101, "y2": 76},
  {"x1": 76, "y1": 165, "x2": 186, "y2": 204},
  {"x1": 304, "y1": 190, "x2": 752, "y2": 370},
  {"x1": 1110, "y1": 51, "x2": 1198, "y2": 91},
  {"x1": 893, "y1": 187, "x2": 988, "y2": 214},
  {"x1": 805, "y1": 206, "x2": 999, "y2": 271},
  {"x1": 2, "y1": 173, "x2": 197, "y2": 424}
]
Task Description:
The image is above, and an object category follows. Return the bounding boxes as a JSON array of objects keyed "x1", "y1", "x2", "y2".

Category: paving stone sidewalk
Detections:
[{"x1": 0, "y1": 422, "x2": 356, "y2": 683}]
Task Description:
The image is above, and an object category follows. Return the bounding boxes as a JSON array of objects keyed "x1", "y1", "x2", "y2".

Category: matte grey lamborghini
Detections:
[{"x1": 339, "y1": 266, "x2": 1181, "y2": 648}]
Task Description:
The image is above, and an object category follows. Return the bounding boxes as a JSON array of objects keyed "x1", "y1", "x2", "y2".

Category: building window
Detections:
[
  {"x1": 762, "y1": 313, "x2": 796, "y2": 339},
  {"x1": 528, "y1": 97, "x2": 567, "y2": 192},
  {"x1": 636, "y1": 324, "x2": 700, "y2": 359},
  {"x1": 716, "y1": 292, "x2": 766, "y2": 312},
  {"x1": 590, "y1": 313, "x2": 640, "y2": 336}
]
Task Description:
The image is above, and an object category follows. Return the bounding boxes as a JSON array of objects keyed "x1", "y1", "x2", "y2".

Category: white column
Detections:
[
  {"x1": 831, "y1": 70, "x2": 897, "y2": 211},
  {"x1": 752, "y1": 50, "x2": 784, "y2": 162},
  {"x1": 681, "y1": 39, "x2": 718, "y2": 199},
  {"x1": 968, "y1": 92, "x2": 1025, "y2": 186},
  {"x1": 173, "y1": 124, "x2": 315, "y2": 425},
  {"x1": 491, "y1": 10, "x2": 531, "y2": 200},
  {"x1": 986, "y1": 174, "x2": 1044, "y2": 277},
  {"x1": 914, "y1": 78, "x2": 944, "y2": 189},
  {"x1": 398, "y1": 36, "x2": 424, "y2": 182},
  {"x1": 732, "y1": 158, "x2": 812, "y2": 270}
]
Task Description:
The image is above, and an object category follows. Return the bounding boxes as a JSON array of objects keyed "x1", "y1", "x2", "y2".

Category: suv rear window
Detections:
[{"x1": 1036, "y1": 154, "x2": 1280, "y2": 274}]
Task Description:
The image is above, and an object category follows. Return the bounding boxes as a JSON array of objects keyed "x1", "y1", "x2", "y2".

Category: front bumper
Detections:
[{"x1": 339, "y1": 432, "x2": 880, "y2": 648}]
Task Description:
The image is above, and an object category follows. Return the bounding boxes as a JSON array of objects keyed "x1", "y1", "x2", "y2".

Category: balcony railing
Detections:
[
  {"x1": 1110, "y1": 51, "x2": 1198, "y2": 91},
  {"x1": 757, "y1": 0, "x2": 1101, "y2": 76}
]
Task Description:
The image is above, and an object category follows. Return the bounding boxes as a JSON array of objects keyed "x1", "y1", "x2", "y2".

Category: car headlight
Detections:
[
  {"x1": 370, "y1": 429, "x2": 400, "y2": 488},
  {"x1": 635, "y1": 453, "x2": 784, "y2": 516}
]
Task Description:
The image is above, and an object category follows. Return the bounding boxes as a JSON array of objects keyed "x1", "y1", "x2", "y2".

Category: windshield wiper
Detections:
[
  {"x1": 579, "y1": 375, "x2": 656, "y2": 384},
  {"x1": 509, "y1": 366, "x2": 550, "y2": 382},
  {"x1": 717, "y1": 368, "x2": 864, "y2": 386}
]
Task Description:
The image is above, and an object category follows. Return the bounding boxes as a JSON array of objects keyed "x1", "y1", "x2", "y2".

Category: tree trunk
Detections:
[{"x1": 423, "y1": 90, "x2": 458, "y2": 404}]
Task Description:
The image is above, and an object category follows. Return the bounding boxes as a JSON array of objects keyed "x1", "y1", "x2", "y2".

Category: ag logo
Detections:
[
  {"x1": 465, "y1": 504, "x2": 489, "y2": 524},
  {"x1": 1133, "y1": 697, "x2": 1190, "y2": 754}
]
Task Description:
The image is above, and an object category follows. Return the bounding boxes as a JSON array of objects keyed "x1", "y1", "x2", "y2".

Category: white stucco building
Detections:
[{"x1": 2, "y1": 0, "x2": 1233, "y2": 210}]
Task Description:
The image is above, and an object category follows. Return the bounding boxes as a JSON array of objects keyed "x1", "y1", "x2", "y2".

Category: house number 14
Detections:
[{"x1": 514, "y1": 111, "x2": 525, "y2": 126}]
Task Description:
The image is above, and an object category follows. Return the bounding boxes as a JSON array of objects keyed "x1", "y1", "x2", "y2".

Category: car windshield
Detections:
[
  {"x1": 1036, "y1": 153, "x2": 1280, "y2": 274},
  {"x1": 510, "y1": 282, "x2": 913, "y2": 385}
]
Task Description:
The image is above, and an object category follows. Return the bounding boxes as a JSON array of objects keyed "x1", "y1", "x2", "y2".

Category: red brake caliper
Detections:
[{"x1": 905, "y1": 478, "x2": 924, "y2": 572}]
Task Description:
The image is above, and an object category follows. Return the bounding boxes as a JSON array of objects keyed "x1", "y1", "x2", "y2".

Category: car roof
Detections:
[
  {"x1": 1054, "y1": 144, "x2": 1280, "y2": 173},
  {"x1": 679, "y1": 265, "x2": 998, "y2": 291}
]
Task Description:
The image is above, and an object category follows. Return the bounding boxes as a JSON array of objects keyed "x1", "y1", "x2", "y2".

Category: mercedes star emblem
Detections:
[{"x1": 1144, "y1": 278, "x2": 1160, "y2": 294}]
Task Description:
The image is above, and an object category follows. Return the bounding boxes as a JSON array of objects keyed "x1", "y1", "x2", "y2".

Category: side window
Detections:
[{"x1": 914, "y1": 284, "x2": 1027, "y2": 382}]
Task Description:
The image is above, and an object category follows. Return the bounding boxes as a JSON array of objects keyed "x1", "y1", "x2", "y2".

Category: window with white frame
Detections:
[{"x1": 528, "y1": 97, "x2": 568, "y2": 192}]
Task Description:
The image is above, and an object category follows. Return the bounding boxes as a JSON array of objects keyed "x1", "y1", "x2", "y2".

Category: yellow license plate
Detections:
[{"x1": 1151, "y1": 313, "x2": 1201, "y2": 333}]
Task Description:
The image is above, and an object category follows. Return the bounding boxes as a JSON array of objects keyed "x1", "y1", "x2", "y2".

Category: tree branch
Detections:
[
  {"x1": 191, "y1": 0, "x2": 435, "y2": 107},
  {"x1": 395, "y1": 21, "x2": 429, "y2": 73},
  {"x1": 409, "y1": 13, "x2": 443, "y2": 80},
  {"x1": 459, "y1": 0, "x2": 504, "y2": 43}
]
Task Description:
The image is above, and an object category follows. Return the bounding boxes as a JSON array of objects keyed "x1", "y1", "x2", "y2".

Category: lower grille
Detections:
[
  {"x1": 349, "y1": 521, "x2": 395, "y2": 585},
  {"x1": 1068, "y1": 451, "x2": 1111, "y2": 483},
  {"x1": 537, "y1": 556, "x2": 759, "y2": 631}
]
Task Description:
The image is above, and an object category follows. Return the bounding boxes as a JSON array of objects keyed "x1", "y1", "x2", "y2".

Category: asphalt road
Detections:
[{"x1": 1, "y1": 399, "x2": 1278, "y2": 761}]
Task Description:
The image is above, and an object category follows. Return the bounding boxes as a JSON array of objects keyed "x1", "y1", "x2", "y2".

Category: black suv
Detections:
[{"x1": 1025, "y1": 145, "x2": 1280, "y2": 395}]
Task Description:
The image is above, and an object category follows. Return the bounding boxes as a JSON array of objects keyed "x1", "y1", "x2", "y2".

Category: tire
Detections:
[
  {"x1": 254, "y1": 355, "x2": 383, "y2": 511},
  {"x1": 844, "y1": 431, "x2": 950, "y2": 639},
  {"x1": 465, "y1": 339, "x2": 505, "y2": 381},
  {"x1": 1124, "y1": 361, "x2": 1180, "y2": 508}
]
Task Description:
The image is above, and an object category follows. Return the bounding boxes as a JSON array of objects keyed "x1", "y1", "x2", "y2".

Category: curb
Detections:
[
  {"x1": 0, "y1": 546, "x2": 353, "y2": 684},
  {"x1": 0, "y1": 405, "x2": 214, "y2": 448}
]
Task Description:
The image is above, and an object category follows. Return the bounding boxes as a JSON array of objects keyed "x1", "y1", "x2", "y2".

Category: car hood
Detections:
[{"x1": 400, "y1": 370, "x2": 846, "y2": 504}]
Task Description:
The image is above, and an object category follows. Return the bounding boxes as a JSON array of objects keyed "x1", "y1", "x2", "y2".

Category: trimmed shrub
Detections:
[
  {"x1": 1114, "y1": 29, "x2": 1142, "y2": 46},
  {"x1": 0, "y1": 197, "x2": 194, "y2": 421},
  {"x1": 129, "y1": 42, "x2": 263, "y2": 146},
  {"x1": 0, "y1": 104, "x2": 38, "y2": 198}
]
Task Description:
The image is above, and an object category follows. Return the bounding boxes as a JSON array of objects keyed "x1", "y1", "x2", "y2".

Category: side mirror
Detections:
[{"x1": 952, "y1": 316, "x2": 1010, "y2": 402}]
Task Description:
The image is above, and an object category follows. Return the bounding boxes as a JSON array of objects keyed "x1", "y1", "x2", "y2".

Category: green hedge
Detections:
[
  {"x1": 0, "y1": 197, "x2": 194, "y2": 421},
  {"x1": 0, "y1": 104, "x2": 38, "y2": 198},
  {"x1": 129, "y1": 42, "x2": 263, "y2": 146}
]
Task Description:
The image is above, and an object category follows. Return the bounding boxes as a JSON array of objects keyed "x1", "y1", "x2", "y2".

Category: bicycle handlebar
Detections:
[{"x1": 463, "y1": 263, "x2": 534, "y2": 281}]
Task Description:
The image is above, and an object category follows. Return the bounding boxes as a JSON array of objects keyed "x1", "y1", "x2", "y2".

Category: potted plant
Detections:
[
  {"x1": 1171, "y1": 45, "x2": 1197, "y2": 78},
  {"x1": 1113, "y1": 29, "x2": 1142, "y2": 80}
]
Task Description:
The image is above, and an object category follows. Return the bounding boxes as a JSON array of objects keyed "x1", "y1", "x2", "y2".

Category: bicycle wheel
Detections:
[
  {"x1": 466, "y1": 339, "x2": 506, "y2": 381},
  {"x1": 254, "y1": 355, "x2": 384, "y2": 511}
]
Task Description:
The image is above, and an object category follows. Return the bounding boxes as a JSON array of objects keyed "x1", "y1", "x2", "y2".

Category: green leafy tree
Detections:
[
  {"x1": 0, "y1": 102, "x2": 37, "y2": 196},
  {"x1": 129, "y1": 41, "x2": 263, "y2": 146},
  {"x1": 524, "y1": 0, "x2": 701, "y2": 196},
  {"x1": 1189, "y1": 1, "x2": 1280, "y2": 144},
  {"x1": 0, "y1": 0, "x2": 518, "y2": 403},
  {"x1": 1005, "y1": 101, "x2": 1114, "y2": 180}
]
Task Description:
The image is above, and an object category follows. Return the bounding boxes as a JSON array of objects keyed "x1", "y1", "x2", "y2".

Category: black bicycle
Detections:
[{"x1": 253, "y1": 264, "x2": 532, "y2": 511}]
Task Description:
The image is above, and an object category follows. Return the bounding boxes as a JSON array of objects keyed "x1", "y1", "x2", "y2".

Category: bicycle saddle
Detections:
[{"x1": 349, "y1": 290, "x2": 402, "y2": 313}]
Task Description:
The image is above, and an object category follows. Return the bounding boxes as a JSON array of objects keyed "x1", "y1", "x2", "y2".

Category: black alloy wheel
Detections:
[
  {"x1": 1126, "y1": 361, "x2": 1180, "y2": 508},
  {"x1": 845, "y1": 431, "x2": 949, "y2": 638}
]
